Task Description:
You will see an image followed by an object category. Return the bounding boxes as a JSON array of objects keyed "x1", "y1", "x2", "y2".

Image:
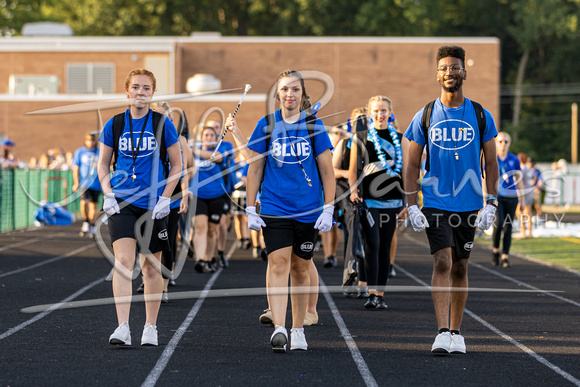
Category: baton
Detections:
[{"x1": 210, "y1": 84, "x2": 252, "y2": 160}]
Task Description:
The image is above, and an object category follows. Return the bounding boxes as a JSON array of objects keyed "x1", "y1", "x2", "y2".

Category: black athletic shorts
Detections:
[
  {"x1": 81, "y1": 188, "x2": 102, "y2": 203},
  {"x1": 107, "y1": 200, "x2": 170, "y2": 254},
  {"x1": 195, "y1": 194, "x2": 228, "y2": 224},
  {"x1": 262, "y1": 216, "x2": 318, "y2": 260},
  {"x1": 422, "y1": 207, "x2": 479, "y2": 259}
]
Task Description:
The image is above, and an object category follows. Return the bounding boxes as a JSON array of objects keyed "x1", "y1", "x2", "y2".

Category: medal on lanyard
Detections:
[{"x1": 129, "y1": 112, "x2": 150, "y2": 182}]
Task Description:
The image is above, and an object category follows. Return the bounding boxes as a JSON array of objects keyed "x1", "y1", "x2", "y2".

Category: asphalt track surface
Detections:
[{"x1": 0, "y1": 221, "x2": 579, "y2": 387}]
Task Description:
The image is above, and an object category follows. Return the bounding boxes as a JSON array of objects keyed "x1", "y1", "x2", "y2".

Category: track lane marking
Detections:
[
  {"x1": 0, "y1": 276, "x2": 105, "y2": 341},
  {"x1": 0, "y1": 244, "x2": 94, "y2": 279},
  {"x1": 141, "y1": 242, "x2": 234, "y2": 386},
  {"x1": 319, "y1": 277, "x2": 378, "y2": 387},
  {"x1": 401, "y1": 233, "x2": 580, "y2": 386}
]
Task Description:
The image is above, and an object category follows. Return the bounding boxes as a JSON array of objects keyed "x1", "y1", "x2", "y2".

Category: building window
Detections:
[{"x1": 66, "y1": 63, "x2": 114, "y2": 94}]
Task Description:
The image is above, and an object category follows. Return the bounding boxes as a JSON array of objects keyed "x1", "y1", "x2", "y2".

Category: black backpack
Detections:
[
  {"x1": 421, "y1": 99, "x2": 486, "y2": 178},
  {"x1": 111, "y1": 110, "x2": 169, "y2": 178}
]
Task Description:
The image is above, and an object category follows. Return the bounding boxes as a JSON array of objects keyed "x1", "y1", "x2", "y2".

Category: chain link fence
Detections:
[{"x1": 0, "y1": 168, "x2": 80, "y2": 232}]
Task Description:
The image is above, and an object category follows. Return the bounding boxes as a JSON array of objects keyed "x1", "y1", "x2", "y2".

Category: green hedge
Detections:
[{"x1": 0, "y1": 168, "x2": 81, "y2": 232}]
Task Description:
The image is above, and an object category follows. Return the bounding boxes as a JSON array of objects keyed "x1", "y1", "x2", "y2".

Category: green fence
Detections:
[{"x1": 0, "y1": 168, "x2": 81, "y2": 233}]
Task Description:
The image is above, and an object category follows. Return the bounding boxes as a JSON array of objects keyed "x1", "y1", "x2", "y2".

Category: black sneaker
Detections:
[
  {"x1": 375, "y1": 296, "x2": 388, "y2": 309},
  {"x1": 218, "y1": 252, "x2": 229, "y2": 268},
  {"x1": 137, "y1": 282, "x2": 145, "y2": 294},
  {"x1": 194, "y1": 260, "x2": 205, "y2": 273},
  {"x1": 388, "y1": 266, "x2": 396, "y2": 278},
  {"x1": 364, "y1": 294, "x2": 377, "y2": 309},
  {"x1": 492, "y1": 252, "x2": 500, "y2": 266},
  {"x1": 323, "y1": 256, "x2": 337, "y2": 268},
  {"x1": 501, "y1": 257, "x2": 511, "y2": 268},
  {"x1": 261, "y1": 248, "x2": 268, "y2": 261}
]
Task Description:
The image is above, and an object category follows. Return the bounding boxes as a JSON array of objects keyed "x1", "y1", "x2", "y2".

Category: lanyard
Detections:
[
  {"x1": 280, "y1": 117, "x2": 312, "y2": 187},
  {"x1": 129, "y1": 111, "x2": 150, "y2": 182}
]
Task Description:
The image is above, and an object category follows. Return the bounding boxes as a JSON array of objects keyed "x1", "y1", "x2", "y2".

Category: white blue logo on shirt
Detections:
[
  {"x1": 119, "y1": 131, "x2": 157, "y2": 158},
  {"x1": 429, "y1": 119, "x2": 475, "y2": 151},
  {"x1": 271, "y1": 136, "x2": 311, "y2": 164}
]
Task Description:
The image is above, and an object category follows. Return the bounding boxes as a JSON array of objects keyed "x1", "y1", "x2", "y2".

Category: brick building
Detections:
[{"x1": 0, "y1": 35, "x2": 500, "y2": 161}]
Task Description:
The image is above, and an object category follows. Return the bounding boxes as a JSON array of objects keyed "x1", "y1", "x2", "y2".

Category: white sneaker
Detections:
[
  {"x1": 109, "y1": 322, "x2": 131, "y2": 346},
  {"x1": 290, "y1": 329, "x2": 308, "y2": 351},
  {"x1": 79, "y1": 221, "x2": 89, "y2": 236},
  {"x1": 431, "y1": 331, "x2": 452, "y2": 354},
  {"x1": 270, "y1": 326, "x2": 288, "y2": 353},
  {"x1": 450, "y1": 333, "x2": 466, "y2": 354},
  {"x1": 141, "y1": 324, "x2": 158, "y2": 346}
]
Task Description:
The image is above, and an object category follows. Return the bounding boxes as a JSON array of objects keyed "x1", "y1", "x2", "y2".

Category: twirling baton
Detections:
[{"x1": 210, "y1": 84, "x2": 252, "y2": 160}]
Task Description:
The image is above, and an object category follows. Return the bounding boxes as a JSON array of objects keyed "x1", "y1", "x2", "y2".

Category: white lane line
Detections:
[
  {"x1": 402, "y1": 233, "x2": 580, "y2": 308},
  {"x1": 319, "y1": 277, "x2": 378, "y2": 387},
  {"x1": 142, "y1": 269, "x2": 222, "y2": 387},
  {"x1": 399, "y1": 233, "x2": 580, "y2": 386},
  {"x1": 0, "y1": 238, "x2": 42, "y2": 253},
  {"x1": 0, "y1": 275, "x2": 106, "y2": 341},
  {"x1": 0, "y1": 244, "x2": 94, "y2": 279},
  {"x1": 470, "y1": 261, "x2": 580, "y2": 308},
  {"x1": 465, "y1": 310, "x2": 580, "y2": 386},
  {"x1": 0, "y1": 232, "x2": 67, "y2": 253}
]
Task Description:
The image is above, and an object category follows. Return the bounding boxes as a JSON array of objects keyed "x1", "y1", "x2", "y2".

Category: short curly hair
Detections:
[{"x1": 436, "y1": 46, "x2": 465, "y2": 66}]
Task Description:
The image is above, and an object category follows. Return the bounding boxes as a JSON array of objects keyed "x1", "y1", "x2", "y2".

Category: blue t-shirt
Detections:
[
  {"x1": 497, "y1": 152, "x2": 521, "y2": 198},
  {"x1": 404, "y1": 98, "x2": 498, "y2": 212},
  {"x1": 247, "y1": 110, "x2": 333, "y2": 223},
  {"x1": 72, "y1": 146, "x2": 101, "y2": 191},
  {"x1": 190, "y1": 150, "x2": 227, "y2": 200},
  {"x1": 99, "y1": 109, "x2": 179, "y2": 209}
]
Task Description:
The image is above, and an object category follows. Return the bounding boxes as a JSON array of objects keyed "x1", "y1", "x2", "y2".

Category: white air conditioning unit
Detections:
[{"x1": 8, "y1": 75, "x2": 60, "y2": 96}]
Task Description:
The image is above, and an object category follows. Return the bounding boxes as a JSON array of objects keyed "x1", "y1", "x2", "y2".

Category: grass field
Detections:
[{"x1": 477, "y1": 236, "x2": 580, "y2": 272}]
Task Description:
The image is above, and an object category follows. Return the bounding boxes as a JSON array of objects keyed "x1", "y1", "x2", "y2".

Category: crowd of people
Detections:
[{"x1": 26, "y1": 44, "x2": 568, "y2": 356}]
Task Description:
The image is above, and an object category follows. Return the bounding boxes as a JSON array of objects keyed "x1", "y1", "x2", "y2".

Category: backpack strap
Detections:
[
  {"x1": 353, "y1": 114, "x2": 368, "y2": 197},
  {"x1": 151, "y1": 111, "x2": 169, "y2": 179},
  {"x1": 261, "y1": 113, "x2": 320, "y2": 190},
  {"x1": 471, "y1": 100, "x2": 487, "y2": 179},
  {"x1": 421, "y1": 99, "x2": 487, "y2": 177},
  {"x1": 111, "y1": 112, "x2": 125, "y2": 171},
  {"x1": 420, "y1": 99, "x2": 436, "y2": 173},
  {"x1": 111, "y1": 110, "x2": 168, "y2": 178}
]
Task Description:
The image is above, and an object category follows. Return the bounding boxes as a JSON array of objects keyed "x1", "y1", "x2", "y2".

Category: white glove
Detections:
[
  {"x1": 103, "y1": 193, "x2": 120, "y2": 217},
  {"x1": 152, "y1": 196, "x2": 171, "y2": 219},
  {"x1": 475, "y1": 204, "x2": 497, "y2": 230},
  {"x1": 246, "y1": 206, "x2": 266, "y2": 231},
  {"x1": 408, "y1": 205, "x2": 429, "y2": 232},
  {"x1": 314, "y1": 204, "x2": 334, "y2": 233}
]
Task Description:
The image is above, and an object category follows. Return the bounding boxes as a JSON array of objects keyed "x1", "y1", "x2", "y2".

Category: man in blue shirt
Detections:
[
  {"x1": 72, "y1": 132, "x2": 102, "y2": 237},
  {"x1": 403, "y1": 45, "x2": 500, "y2": 355}
]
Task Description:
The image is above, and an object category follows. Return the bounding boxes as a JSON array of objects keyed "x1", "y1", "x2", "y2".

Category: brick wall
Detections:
[{"x1": 0, "y1": 37, "x2": 499, "y2": 162}]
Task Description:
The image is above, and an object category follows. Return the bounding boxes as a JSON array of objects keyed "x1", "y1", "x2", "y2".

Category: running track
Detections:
[{"x1": 0, "y1": 222, "x2": 579, "y2": 386}]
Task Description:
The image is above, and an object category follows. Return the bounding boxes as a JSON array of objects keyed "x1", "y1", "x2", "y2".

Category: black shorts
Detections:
[
  {"x1": 81, "y1": 188, "x2": 102, "y2": 203},
  {"x1": 262, "y1": 216, "x2": 318, "y2": 260},
  {"x1": 195, "y1": 195, "x2": 228, "y2": 224},
  {"x1": 422, "y1": 207, "x2": 479, "y2": 259},
  {"x1": 107, "y1": 200, "x2": 170, "y2": 254}
]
